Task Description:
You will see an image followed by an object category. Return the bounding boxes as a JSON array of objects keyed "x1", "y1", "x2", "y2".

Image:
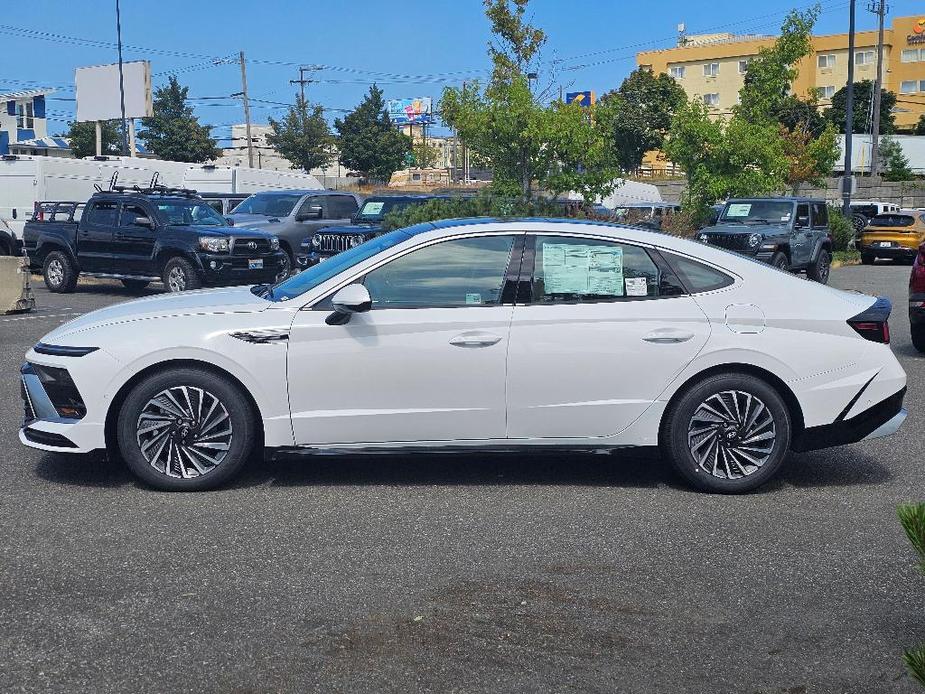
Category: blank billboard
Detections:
[{"x1": 75, "y1": 61, "x2": 153, "y2": 122}]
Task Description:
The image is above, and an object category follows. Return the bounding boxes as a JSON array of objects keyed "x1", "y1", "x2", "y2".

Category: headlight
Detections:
[
  {"x1": 269, "y1": 236, "x2": 280, "y2": 251},
  {"x1": 748, "y1": 233, "x2": 761, "y2": 248},
  {"x1": 349, "y1": 235, "x2": 365, "y2": 248},
  {"x1": 199, "y1": 236, "x2": 229, "y2": 253},
  {"x1": 310, "y1": 235, "x2": 321, "y2": 248},
  {"x1": 697, "y1": 233, "x2": 709, "y2": 243}
]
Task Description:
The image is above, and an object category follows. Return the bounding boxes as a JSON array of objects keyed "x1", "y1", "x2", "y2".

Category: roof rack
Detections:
[{"x1": 103, "y1": 184, "x2": 200, "y2": 198}]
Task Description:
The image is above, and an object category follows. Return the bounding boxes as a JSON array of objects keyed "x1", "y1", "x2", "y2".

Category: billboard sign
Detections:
[
  {"x1": 76, "y1": 61, "x2": 153, "y2": 122},
  {"x1": 387, "y1": 97, "x2": 434, "y2": 125},
  {"x1": 566, "y1": 91, "x2": 596, "y2": 108}
]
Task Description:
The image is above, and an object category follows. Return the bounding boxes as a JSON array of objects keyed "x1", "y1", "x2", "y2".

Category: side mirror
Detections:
[
  {"x1": 326, "y1": 284, "x2": 372, "y2": 325},
  {"x1": 225, "y1": 217, "x2": 235, "y2": 226},
  {"x1": 135, "y1": 216, "x2": 154, "y2": 229}
]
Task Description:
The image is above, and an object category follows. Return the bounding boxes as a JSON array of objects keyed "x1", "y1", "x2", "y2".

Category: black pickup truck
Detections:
[{"x1": 23, "y1": 188, "x2": 287, "y2": 293}]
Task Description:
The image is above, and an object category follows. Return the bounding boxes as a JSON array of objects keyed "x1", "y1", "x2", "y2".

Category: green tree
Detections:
[
  {"x1": 880, "y1": 135, "x2": 914, "y2": 181},
  {"x1": 334, "y1": 85, "x2": 411, "y2": 183},
  {"x1": 898, "y1": 503, "x2": 925, "y2": 687},
  {"x1": 440, "y1": 0, "x2": 618, "y2": 199},
  {"x1": 411, "y1": 139, "x2": 442, "y2": 169},
  {"x1": 826, "y1": 80, "x2": 897, "y2": 135},
  {"x1": 267, "y1": 95, "x2": 334, "y2": 173},
  {"x1": 65, "y1": 120, "x2": 121, "y2": 159},
  {"x1": 782, "y1": 122, "x2": 839, "y2": 194},
  {"x1": 596, "y1": 68, "x2": 687, "y2": 172},
  {"x1": 137, "y1": 76, "x2": 220, "y2": 163},
  {"x1": 915, "y1": 114, "x2": 925, "y2": 136}
]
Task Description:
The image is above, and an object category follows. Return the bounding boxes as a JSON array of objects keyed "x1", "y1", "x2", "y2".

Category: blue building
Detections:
[{"x1": 0, "y1": 89, "x2": 70, "y2": 157}]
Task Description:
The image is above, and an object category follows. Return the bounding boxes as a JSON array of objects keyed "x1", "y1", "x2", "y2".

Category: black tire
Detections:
[
  {"x1": 851, "y1": 213, "x2": 868, "y2": 234},
  {"x1": 770, "y1": 251, "x2": 790, "y2": 271},
  {"x1": 807, "y1": 248, "x2": 831, "y2": 284},
  {"x1": 0, "y1": 239, "x2": 10, "y2": 256},
  {"x1": 277, "y1": 248, "x2": 293, "y2": 280},
  {"x1": 162, "y1": 256, "x2": 202, "y2": 293},
  {"x1": 860, "y1": 253, "x2": 875, "y2": 265},
  {"x1": 116, "y1": 367, "x2": 256, "y2": 491},
  {"x1": 120, "y1": 279, "x2": 150, "y2": 292},
  {"x1": 42, "y1": 250, "x2": 78, "y2": 293},
  {"x1": 661, "y1": 373, "x2": 792, "y2": 494},
  {"x1": 912, "y1": 325, "x2": 925, "y2": 354}
]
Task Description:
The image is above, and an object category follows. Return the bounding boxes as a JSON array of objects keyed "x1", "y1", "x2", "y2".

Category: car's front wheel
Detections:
[
  {"x1": 43, "y1": 251, "x2": 78, "y2": 293},
  {"x1": 116, "y1": 367, "x2": 256, "y2": 491},
  {"x1": 162, "y1": 257, "x2": 202, "y2": 293},
  {"x1": 662, "y1": 373, "x2": 792, "y2": 493},
  {"x1": 770, "y1": 251, "x2": 790, "y2": 272},
  {"x1": 912, "y1": 325, "x2": 925, "y2": 354}
]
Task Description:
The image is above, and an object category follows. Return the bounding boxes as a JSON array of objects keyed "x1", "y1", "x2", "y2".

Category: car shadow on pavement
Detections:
[
  {"x1": 34, "y1": 451, "x2": 135, "y2": 488},
  {"x1": 776, "y1": 448, "x2": 894, "y2": 489}
]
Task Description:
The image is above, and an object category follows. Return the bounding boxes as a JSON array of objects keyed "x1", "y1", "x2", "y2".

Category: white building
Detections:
[{"x1": 0, "y1": 89, "x2": 71, "y2": 157}]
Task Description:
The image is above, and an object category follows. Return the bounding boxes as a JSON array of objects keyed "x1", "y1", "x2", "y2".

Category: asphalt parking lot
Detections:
[{"x1": 1, "y1": 267, "x2": 923, "y2": 694}]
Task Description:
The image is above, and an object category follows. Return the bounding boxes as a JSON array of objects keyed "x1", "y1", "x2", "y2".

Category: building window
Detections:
[
  {"x1": 854, "y1": 50, "x2": 875, "y2": 66},
  {"x1": 816, "y1": 85, "x2": 836, "y2": 99},
  {"x1": 900, "y1": 80, "x2": 918, "y2": 94},
  {"x1": 738, "y1": 59, "x2": 750, "y2": 74},
  {"x1": 669, "y1": 66, "x2": 685, "y2": 79},
  {"x1": 703, "y1": 93, "x2": 720, "y2": 107},
  {"x1": 817, "y1": 54, "x2": 836, "y2": 69},
  {"x1": 703, "y1": 62, "x2": 719, "y2": 77},
  {"x1": 902, "y1": 49, "x2": 922, "y2": 63},
  {"x1": 16, "y1": 101, "x2": 34, "y2": 130}
]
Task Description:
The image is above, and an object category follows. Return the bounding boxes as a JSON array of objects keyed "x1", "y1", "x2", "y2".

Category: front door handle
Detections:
[
  {"x1": 643, "y1": 329, "x2": 695, "y2": 344},
  {"x1": 450, "y1": 332, "x2": 502, "y2": 348}
]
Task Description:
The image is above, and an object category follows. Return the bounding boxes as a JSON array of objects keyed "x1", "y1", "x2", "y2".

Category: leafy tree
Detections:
[
  {"x1": 916, "y1": 114, "x2": 925, "y2": 136},
  {"x1": 65, "y1": 120, "x2": 121, "y2": 159},
  {"x1": 334, "y1": 84, "x2": 411, "y2": 183},
  {"x1": 137, "y1": 76, "x2": 220, "y2": 162},
  {"x1": 781, "y1": 122, "x2": 839, "y2": 194},
  {"x1": 775, "y1": 94, "x2": 828, "y2": 138},
  {"x1": 880, "y1": 135, "x2": 914, "y2": 181},
  {"x1": 267, "y1": 95, "x2": 334, "y2": 172},
  {"x1": 441, "y1": 0, "x2": 618, "y2": 200},
  {"x1": 411, "y1": 139, "x2": 442, "y2": 168},
  {"x1": 596, "y1": 68, "x2": 687, "y2": 172},
  {"x1": 826, "y1": 80, "x2": 897, "y2": 135}
]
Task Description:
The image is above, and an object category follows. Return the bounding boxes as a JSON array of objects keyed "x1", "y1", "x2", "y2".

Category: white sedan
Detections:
[{"x1": 20, "y1": 218, "x2": 907, "y2": 493}]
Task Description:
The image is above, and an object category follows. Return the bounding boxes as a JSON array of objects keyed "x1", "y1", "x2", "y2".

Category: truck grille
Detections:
[
  {"x1": 231, "y1": 237, "x2": 272, "y2": 255},
  {"x1": 702, "y1": 232, "x2": 754, "y2": 251},
  {"x1": 314, "y1": 233, "x2": 368, "y2": 254}
]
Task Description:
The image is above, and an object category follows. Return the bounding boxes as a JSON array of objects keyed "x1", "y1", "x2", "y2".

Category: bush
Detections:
[
  {"x1": 828, "y1": 207, "x2": 854, "y2": 252},
  {"x1": 659, "y1": 209, "x2": 701, "y2": 238},
  {"x1": 899, "y1": 502, "x2": 925, "y2": 687}
]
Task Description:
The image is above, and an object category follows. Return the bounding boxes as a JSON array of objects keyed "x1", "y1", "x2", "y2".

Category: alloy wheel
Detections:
[
  {"x1": 687, "y1": 390, "x2": 776, "y2": 480},
  {"x1": 167, "y1": 266, "x2": 187, "y2": 292},
  {"x1": 135, "y1": 386, "x2": 233, "y2": 479},
  {"x1": 47, "y1": 259, "x2": 64, "y2": 287}
]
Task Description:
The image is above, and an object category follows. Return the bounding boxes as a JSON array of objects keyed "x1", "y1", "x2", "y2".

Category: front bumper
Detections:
[
  {"x1": 792, "y1": 387, "x2": 907, "y2": 452},
  {"x1": 196, "y1": 251, "x2": 287, "y2": 284}
]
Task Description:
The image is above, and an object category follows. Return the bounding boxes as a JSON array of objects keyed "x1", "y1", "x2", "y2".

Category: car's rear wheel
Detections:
[
  {"x1": 117, "y1": 367, "x2": 255, "y2": 491},
  {"x1": 42, "y1": 251, "x2": 78, "y2": 293},
  {"x1": 807, "y1": 248, "x2": 831, "y2": 284},
  {"x1": 662, "y1": 373, "x2": 792, "y2": 493},
  {"x1": 770, "y1": 252, "x2": 790, "y2": 272},
  {"x1": 121, "y1": 279, "x2": 150, "y2": 292},
  {"x1": 162, "y1": 256, "x2": 202, "y2": 293},
  {"x1": 912, "y1": 325, "x2": 925, "y2": 354}
]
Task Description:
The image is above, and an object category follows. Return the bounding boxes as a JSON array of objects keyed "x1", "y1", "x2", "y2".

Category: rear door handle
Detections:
[
  {"x1": 643, "y1": 329, "x2": 695, "y2": 344},
  {"x1": 450, "y1": 332, "x2": 502, "y2": 348}
]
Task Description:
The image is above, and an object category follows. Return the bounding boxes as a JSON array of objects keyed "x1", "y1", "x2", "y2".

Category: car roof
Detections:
[{"x1": 725, "y1": 197, "x2": 824, "y2": 203}]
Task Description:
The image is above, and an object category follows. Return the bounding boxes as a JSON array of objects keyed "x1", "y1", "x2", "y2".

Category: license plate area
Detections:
[{"x1": 249, "y1": 259, "x2": 263, "y2": 269}]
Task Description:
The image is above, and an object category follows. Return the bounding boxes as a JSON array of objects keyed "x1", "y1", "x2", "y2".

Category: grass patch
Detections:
[
  {"x1": 832, "y1": 250, "x2": 860, "y2": 267},
  {"x1": 904, "y1": 644, "x2": 925, "y2": 687}
]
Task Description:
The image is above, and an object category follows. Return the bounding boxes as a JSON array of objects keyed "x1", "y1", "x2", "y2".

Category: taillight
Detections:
[
  {"x1": 910, "y1": 245, "x2": 925, "y2": 294},
  {"x1": 848, "y1": 297, "x2": 892, "y2": 344}
]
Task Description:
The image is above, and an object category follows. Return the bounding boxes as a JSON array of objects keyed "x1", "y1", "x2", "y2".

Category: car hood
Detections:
[
  {"x1": 227, "y1": 214, "x2": 286, "y2": 228},
  {"x1": 40, "y1": 285, "x2": 271, "y2": 342},
  {"x1": 317, "y1": 223, "x2": 382, "y2": 235}
]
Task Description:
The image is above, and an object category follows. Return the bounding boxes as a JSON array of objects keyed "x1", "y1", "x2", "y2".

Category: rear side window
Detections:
[
  {"x1": 811, "y1": 203, "x2": 828, "y2": 228},
  {"x1": 529, "y1": 236, "x2": 684, "y2": 303},
  {"x1": 667, "y1": 254, "x2": 735, "y2": 293},
  {"x1": 85, "y1": 201, "x2": 118, "y2": 226}
]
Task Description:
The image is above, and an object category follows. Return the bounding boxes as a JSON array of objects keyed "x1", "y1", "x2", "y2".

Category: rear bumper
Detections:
[
  {"x1": 792, "y1": 387, "x2": 906, "y2": 452},
  {"x1": 858, "y1": 243, "x2": 917, "y2": 260}
]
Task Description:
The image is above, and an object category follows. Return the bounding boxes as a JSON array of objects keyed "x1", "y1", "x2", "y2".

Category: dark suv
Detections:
[
  {"x1": 298, "y1": 194, "x2": 448, "y2": 267},
  {"x1": 696, "y1": 197, "x2": 833, "y2": 284}
]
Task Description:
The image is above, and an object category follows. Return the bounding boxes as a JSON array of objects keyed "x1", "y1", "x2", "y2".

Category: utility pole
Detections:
[
  {"x1": 460, "y1": 80, "x2": 468, "y2": 183},
  {"x1": 237, "y1": 51, "x2": 255, "y2": 169},
  {"x1": 842, "y1": 0, "x2": 857, "y2": 217},
  {"x1": 867, "y1": 0, "x2": 888, "y2": 178},
  {"x1": 115, "y1": 0, "x2": 129, "y2": 157},
  {"x1": 289, "y1": 66, "x2": 319, "y2": 103}
]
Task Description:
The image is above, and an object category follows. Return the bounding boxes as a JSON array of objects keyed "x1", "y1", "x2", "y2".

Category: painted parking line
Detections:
[{"x1": 0, "y1": 312, "x2": 83, "y2": 323}]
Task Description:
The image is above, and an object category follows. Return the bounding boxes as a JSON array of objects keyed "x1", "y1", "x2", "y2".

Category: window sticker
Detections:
[
  {"x1": 726, "y1": 203, "x2": 752, "y2": 217},
  {"x1": 625, "y1": 277, "x2": 648, "y2": 296},
  {"x1": 780, "y1": 214, "x2": 791, "y2": 221},
  {"x1": 542, "y1": 243, "x2": 624, "y2": 296},
  {"x1": 465, "y1": 293, "x2": 482, "y2": 305},
  {"x1": 361, "y1": 201, "x2": 385, "y2": 215}
]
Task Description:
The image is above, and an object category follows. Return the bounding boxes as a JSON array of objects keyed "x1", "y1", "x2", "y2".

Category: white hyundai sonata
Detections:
[{"x1": 20, "y1": 218, "x2": 907, "y2": 493}]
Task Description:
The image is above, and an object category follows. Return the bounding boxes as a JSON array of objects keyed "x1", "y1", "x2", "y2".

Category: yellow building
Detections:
[{"x1": 637, "y1": 15, "x2": 925, "y2": 132}]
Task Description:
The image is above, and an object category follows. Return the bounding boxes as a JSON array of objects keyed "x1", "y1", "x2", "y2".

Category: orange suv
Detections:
[{"x1": 859, "y1": 211, "x2": 925, "y2": 265}]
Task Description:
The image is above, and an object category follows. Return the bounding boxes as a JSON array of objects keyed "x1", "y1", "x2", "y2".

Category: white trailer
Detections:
[{"x1": 181, "y1": 165, "x2": 323, "y2": 193}]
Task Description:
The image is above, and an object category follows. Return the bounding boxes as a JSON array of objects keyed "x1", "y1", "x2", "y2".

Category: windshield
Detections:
[
  {"x1": 155, "y1": 201, "x2": 227, "y2": 227},
  {"x1": 868, "y1": 214, "x2": 917, "y2": 228},
  {"x1": 355, "y1": 198, "x2": 421, "y2": 222},
  {"x1": 265, "y1": 229, "x2": 411, "y2": 301},
  {"x1": 234, "y1": 193, "x2": 302, "y2": 217},
  {"x1": 720, "y1": 201, "x2": 794, "y2": 225}
]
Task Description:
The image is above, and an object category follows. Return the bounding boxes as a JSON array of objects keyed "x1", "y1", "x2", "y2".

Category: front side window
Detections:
[
  {"x1": 120, "y1": 204, "x2": 149, "y2": 227},
  {"x1": 529, "y1": 236, "x2": 684, "y2": 303},
  {"x1": 796, "y1": 204, "x2": 810, "y2": 226},
  {"x1": 363, "y1": 235, "x2": 516, "y2": 309}
]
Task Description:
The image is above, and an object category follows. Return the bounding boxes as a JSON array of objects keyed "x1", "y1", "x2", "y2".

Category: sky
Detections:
[{"x1": 2, "y1": 0, "x2": 922, "y2": 144}]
